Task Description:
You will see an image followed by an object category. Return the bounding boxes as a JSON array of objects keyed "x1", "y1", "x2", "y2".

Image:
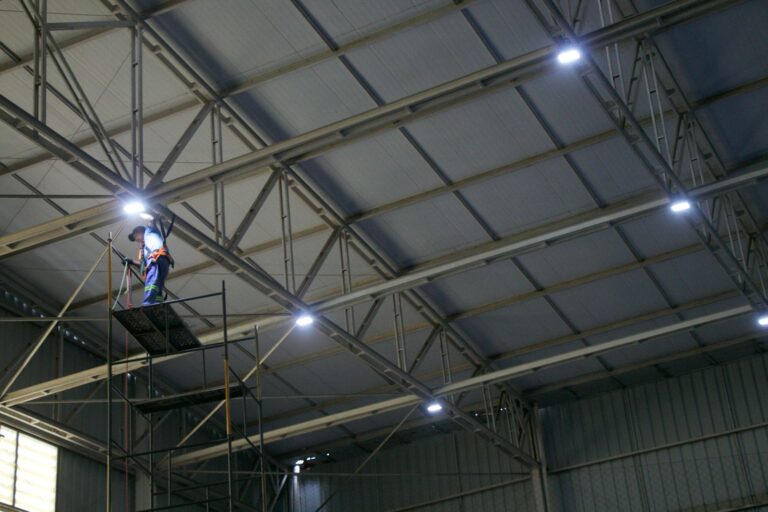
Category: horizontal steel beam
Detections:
[
  {"x1": 47, "y1": 20, "x2": 135, "y2": 30},
  {"x1": 0, "y1": 404, "x2": 106, "y2": 460},
  {"x1": 0, "y1": 353, "x2": 183, "y2": 407},
  {"x1": 526, "y1": 331, "x2": 768, "y2": 398},
  {"x1": 171, "y1": 304, "x2": 751, "y2": 466},
  {"x1": 0, "y1": 194, "x2": 114, "y2": 199}
]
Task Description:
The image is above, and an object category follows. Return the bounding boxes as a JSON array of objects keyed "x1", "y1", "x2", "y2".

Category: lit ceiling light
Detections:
[
  {"x1": 670, "y1": 199, "x2": 691, "y2": 213},
  {"x1": 123, "y1": 200, "x2": 146, "y2": 215},
  {"x1": 295, "y1": 314, "x2": 314, "y2": 327},
  {"x1": 426, "y1": 401, "x2": 443, "y2": 414},
  {"x1": 295, "y1": 459, "x2": 305, "y2": 466},
  {"x1": 557, "y1": 47, "x2": 581, "y2": 64},
  {"x1": 139, "y1": 212, "x2": 155, "y2": 221},
  {"x1": 758, "y1": 315, "x2": 768, "y2": 327}
]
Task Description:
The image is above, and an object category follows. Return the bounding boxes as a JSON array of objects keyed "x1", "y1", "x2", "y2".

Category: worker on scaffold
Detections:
[{"x1": 125, "y1": 224, "x2": 174, "y2": 306}]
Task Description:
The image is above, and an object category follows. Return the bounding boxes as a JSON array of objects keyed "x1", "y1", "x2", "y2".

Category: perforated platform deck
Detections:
[
  {"x1": 112, "y1": 303, "x2": 201, "y2": 355},
  {"x1": 135, "y1": 386, "x2": 245, "y2": 414}
]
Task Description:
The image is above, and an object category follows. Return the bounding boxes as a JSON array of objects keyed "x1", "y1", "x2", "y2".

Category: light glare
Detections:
[
  {"x1": 123, "y1": 200, "x2": 146, "y2": 215},
  {"x1": 758, "y1": 315, "x2": 768, "y2": 327},
  {"x1": 295, "y1": 314, "x2": 314, "y2": 327},
  {"x1": 670, "y1": 200, "x2": 691, "y2": 213},
  {"x1": 426, "y1": 402, "x2": 443, "y2": 413},
  {"x1": 557, "y1": 47, "x2": 581, "y2": 64}
]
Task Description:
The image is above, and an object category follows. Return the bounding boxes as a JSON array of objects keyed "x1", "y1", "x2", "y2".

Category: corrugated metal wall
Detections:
[
  {"x1": 57, "y1": 449, "x2": 133, "y2": 512},
  {"x1": 289, "y1": 430, "x2": 533, "y2": 512},
  {"x1": 290, "y1": 354, "x2": 768, "y2": 512},
  {"x1": 542, "y1": 353, "x2": 768, "y2": 511}
]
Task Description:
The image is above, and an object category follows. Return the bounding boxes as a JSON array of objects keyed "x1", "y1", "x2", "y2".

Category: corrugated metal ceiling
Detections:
[{"x1": 0, "y1": 0, "x2": 766, "y2": 457}]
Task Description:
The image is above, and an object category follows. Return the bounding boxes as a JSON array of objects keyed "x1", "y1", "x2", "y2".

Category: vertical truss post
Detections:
[
  {"x1": 130, "y1": 24, "x2": 143, "y2": 188},
  {"x1": 684, "y1": 118, "x2": 705, "y2": 188},
  {"x1": 530, "y1": 404, "x2": 551, "y2": 512},
  {"x1": 31, "y1": 0, "x2": 40, "y2": 118},
  {"x1": 503, "y1": 398, "x2": 515, "y2": 444},
  {"x1": 392, "y1": 292, "x2": 408, "y2": 371},
  {"x1": 278, "y1": 171, "x2": 296, "y2": 293},
  {"x1": 639, "y1": 41, "x2": 673, "y2": 173},
  {"x1": 597, "y1": 0, "x2": 625, "y2": 106},
  {"x1": 481, "y1": 383, "x2": 496, "y2": 432},
  {"x1": 166, "y1": 451, "x2": 172, "y2": 506},
  {"x1": 438, "y1": 328, "x2": 454, "y2": 405},
  {"x1": 54, "y1": 327, "x2": 63, "y2": 421},
  {"x1": 19, "y1": 0, "x2": 129, "y2": 180},
  {"x1": 439, "y1": 328, "x2": 453, "y2": 385},
  {"x1": 212, "y1": 105, "x2": 226, "y2": 244},
  {"x1": 339, "y1": 230, "x2": 356, "y2": 332},
  {"x1": 32, "y1": 0, "x2": 47, "y2": 122}
]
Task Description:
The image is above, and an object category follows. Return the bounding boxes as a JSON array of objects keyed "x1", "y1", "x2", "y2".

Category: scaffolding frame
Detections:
[{"x1": 104, "y1": 239, "x2": 274, "y2": 512}]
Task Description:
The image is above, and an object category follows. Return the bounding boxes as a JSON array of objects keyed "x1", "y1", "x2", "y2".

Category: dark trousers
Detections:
[{"x1": 143, "y1": 256, "x2": 170, "y2": 306}]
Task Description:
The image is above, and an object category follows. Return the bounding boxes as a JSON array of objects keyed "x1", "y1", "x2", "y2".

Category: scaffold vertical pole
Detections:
[
  {"x1": 148, "y1": 356, "x2": 154, "y2": 509},
  {"x1": 254, "y1": 326, "x2": 267, "y2": 512},
  {"x1": 106, "y1": 232, "x2": 113, "y2": 512},
  {"x1": 222, "y1": 280, "x2": 234, "y2": 511}
]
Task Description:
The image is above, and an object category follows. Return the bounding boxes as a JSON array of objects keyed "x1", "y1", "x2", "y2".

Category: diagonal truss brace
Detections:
[{"x1": 155, "y1": 205, "x2": 537, "y2": 466}]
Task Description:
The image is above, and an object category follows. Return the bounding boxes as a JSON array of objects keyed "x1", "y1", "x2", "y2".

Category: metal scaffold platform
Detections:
[{"x1": 112, "y1": 302, "x2": 201, "y2": 355}]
